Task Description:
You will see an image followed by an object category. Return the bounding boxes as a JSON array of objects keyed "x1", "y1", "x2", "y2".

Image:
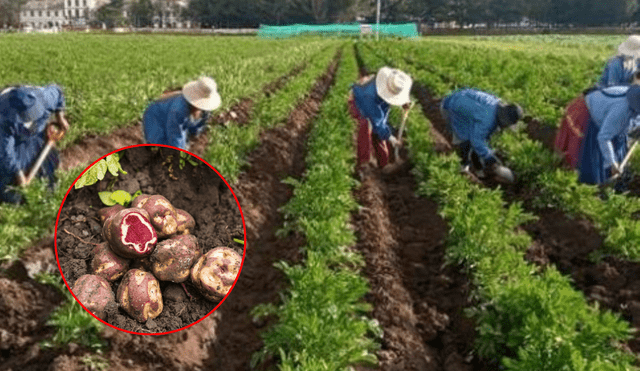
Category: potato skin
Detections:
[
  {"x1": 190, "y1": 247, "x2": 242, "y2": 302},
  {"x1": 176, "y1": 209, "x2": 196, "y2": 235},
  {"x1": 98, "y1": 205, "x2": 124, "y2": 225},
  {"x1": 72, "y1": 274, "x2": 115, "y2": 320},
  {"x1": 140, "y1": 195, "x2": 178, "y2": 238},
  {"x1": 117, "y1": 269, "x2": 163, "y2": 323},
  {"x1": 103, "y1": 208, "x2": 157, "y2": 259},
  {"x1": 91, "y1": 242, "x2": 130, "y2": 281},
  {"x1": 131, "y1": 194, "x2": 151, "y2": 209},
  {"x1": 150, "y1": 234, "x2": 201, "y2": 283}
]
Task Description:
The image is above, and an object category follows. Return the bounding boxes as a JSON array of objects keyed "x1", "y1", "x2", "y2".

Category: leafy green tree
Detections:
[
  {"x1": 129, "y1": 0, "x2": 157, "y2": 27},
  {"x1": 95, "y1": 0, "x2": 127, "y2": 27},
  {"x1": 0, "y1": 0, "x2": 27, "y2": 28}
]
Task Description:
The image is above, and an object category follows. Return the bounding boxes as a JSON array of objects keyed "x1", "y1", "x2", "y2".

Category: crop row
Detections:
[
  {"x1": 204, "y1": 42, "x2": 341, "y2": 182},
  {"x1": 251, "y1": 45, "x2": 380, "y2": 370},
  {"x1": 359, "y1": 40, "x2": 640, "y2": 262},
  {"x1": 0, "y1": 34, "x2": 335, "y2": 147},
  {"x1": 358, "y1": 44, "x2": 637, "y2": 370}
]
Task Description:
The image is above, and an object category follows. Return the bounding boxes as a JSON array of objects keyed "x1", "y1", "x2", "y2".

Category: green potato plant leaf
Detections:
[
  {"x1": 98, "y1": 190, "x2": 133, "y2": 207},
  {"x1": 98, "y1": 191, "x2": 117, "y2": 206},
  {"x1": 75, "y1": 153, "x2": 126, "y2": 189}
]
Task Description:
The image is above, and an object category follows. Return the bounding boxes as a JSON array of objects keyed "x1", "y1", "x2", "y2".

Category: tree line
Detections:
[{"x1": 2, "y1": 0, "x2": 640, "y2": 29}]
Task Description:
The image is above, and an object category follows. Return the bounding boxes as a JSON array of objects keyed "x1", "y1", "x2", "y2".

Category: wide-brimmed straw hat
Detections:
[
  {"x1": 182, "y1": 76, "x2": 221, "y2": 111},
  {"x1": 8, "y1": 86, "x2": 45, "y2": 124},
  {"x1": 376, "y1": 67, "x2": 412, "y2": 106},
  {"x1": 618, "y1": 35, "x2": 640, "y2": 58}
]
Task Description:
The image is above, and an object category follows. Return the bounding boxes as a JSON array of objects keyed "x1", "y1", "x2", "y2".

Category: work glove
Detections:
[
  {"x1": 610, "y1": 162, "x2": 622, "y2": 178},
  {"x1": 389, "y1": 135, "x2": 399, "y2": 147}
]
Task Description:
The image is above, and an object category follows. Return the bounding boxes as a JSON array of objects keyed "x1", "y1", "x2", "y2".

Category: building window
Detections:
[
  {"x1": 39, "y1": 10, "x2": 42, "y2": 17},
  {"x1": 68, "y1": 0, "x2": 71, "y2": 7},
  {"x1": 55, "y1": 11, "x2": 58, "y2": 16},
  {"x1": 83, "y1": 0, "x2": 86, "y2": 6},
  {"x1": 47, "y1": 11, "x2": 50, "y2": 16},
  {"x1": 76, "y1": 0, "x2": 79, "y2": 7},
  {"x1": 31, "y1": 10, "x2": 34, "y2": 16},
  {"x1": 75, "y1": 9, "x2": 79, "y2": 17}
]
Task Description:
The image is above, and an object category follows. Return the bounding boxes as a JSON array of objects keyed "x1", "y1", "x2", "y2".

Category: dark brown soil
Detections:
[
  {"x1": 206, "y1": 51, "x2": 340, "y2": 370},
  {"x1": 56, "y1": 146, "x2": 245, "y2": 334},
  {"x1": 354, "y1": 164, "x2": 495, "y2": 371},
  {"x1": 353, "y1": 48, "x2": 492, "y2": 370}
]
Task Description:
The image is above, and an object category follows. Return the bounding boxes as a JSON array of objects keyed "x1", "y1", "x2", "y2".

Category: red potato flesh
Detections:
[
  {"x1": 176, "y1": 209, "x2": 196, "y2": 234},
  {"x1": 104, "y1": 208, "x2": 157, "y2": 259},
  {"x1": 190, "y1": 247, "x2": 242, "y2": 302},
  {"x1": 117, "y1": 269, "x2": 163, "y2": 323},
  {"x1": 72, "y1": 274, "x2": 115, "y2": 320},
  {"x1": 150, "y1": 235, "x2": 200, "y2": 283},
  {"x1": 91, "y1": 242, "x2": 130, "y2": 282},
  {"x1": 142, "y1": 195, "x2": 178, "y2": 238}
]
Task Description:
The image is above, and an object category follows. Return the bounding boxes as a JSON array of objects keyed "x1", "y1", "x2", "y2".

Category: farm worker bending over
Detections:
[
  {"x1": 599, "y1": 35, "x2": 640, "y2": 87},
  {"x1": 577, "y1": 85, "x2": 640, "y2": 184},
  {"x1": 440, "y1": 88, "x2": 523, "y2": 183},
  {"x1": 143, "y1": 76, "x2": 221, "y2": 150},
  {"x1": 0, "y1": 85, "x2": 68, "y2": 203},
  {"x1": 348, "y1": 67, "x2": 413, "y2": 171}
]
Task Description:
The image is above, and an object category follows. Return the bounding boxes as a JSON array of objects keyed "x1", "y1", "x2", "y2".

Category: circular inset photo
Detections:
[{"x1": 54, "y1": 144, "x2": 246, "y2": 335}]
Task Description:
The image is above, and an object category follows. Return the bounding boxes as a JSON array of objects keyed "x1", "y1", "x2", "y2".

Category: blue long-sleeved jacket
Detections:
[
  {"x1": 586, "y1": 85, "x2": 640, "y2": 169},
  {"x1": 0, "y1": 85, "x2": 64, "y2": 201},
  {"x1": 143, "y1": 94, "x2": 210, "y2": 149},
  {"x1": 599, "y1": 56, "x2": 638, "y2": 88},
  {"x1": 352, "y1": 80, "x2": 392, "y2": 140},
  {"x1": 441, "y1": 88, "x2": 501, "y2": 161}
]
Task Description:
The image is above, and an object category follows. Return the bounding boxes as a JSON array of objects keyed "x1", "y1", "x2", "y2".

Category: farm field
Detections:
[{"x1": 2, "y1": 33, "x2": 640, "y2": 370}]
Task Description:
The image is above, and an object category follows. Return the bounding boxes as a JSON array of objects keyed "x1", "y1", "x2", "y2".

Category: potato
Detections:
[
  {"x1": 98, "y1": 205, "x2": 124, "y2": 225},
  {"x1": 131, "y1": 194, "x2": 151, "y2": 209},
  {"x1": 117, "y1": 269, "x2": 163, "y2": 323},
  {"x1": 176, "y1": 209, "x2": 196, "y2": 235},
  {"x1": 103, "y1": 208, "x2": 157, "y2": 259},
  {"x1": 190, "y1": 247, "x2": 242, "y2": 302},
  {"x1": 91, "y1": 242, "x2": 130, "y2": 281},
  {"x1": 150, "y1": 234, "x2": 201, "y2": 283},
  {"x1": 72, "y1": 274, "x2": 115, "y2": 320},
  {"x1": 138, "y1": 195, "x2": 179, "y2": 238}
]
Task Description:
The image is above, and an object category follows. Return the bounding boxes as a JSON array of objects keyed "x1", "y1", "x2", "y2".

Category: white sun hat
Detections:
[
  {"x1": 618, "y1": 35, "x2": 640, "y2": 58},
  {"x1": 375, "y1": 67, "x2": 412, "y2": 106},
  {"x1": 182, "y1": 76, "x2": 221, "y2": 111}
]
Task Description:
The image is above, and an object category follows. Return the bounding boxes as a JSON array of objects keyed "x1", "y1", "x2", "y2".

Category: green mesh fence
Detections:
[{"x1": 258, "y1": 23, "x2": 419, "y2": 38}]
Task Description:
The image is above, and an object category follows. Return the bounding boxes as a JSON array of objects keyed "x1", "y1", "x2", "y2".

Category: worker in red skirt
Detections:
[
  {"x1": 348, "y1": 67, "x2": 412, "y2": 173},
  {"x1": 556, "y1": 36, "x2": 640, "y2": 169}
]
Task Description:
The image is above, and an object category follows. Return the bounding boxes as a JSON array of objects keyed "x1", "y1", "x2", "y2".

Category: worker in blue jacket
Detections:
[
  {"x1": 143, "y1": 76, "x2": 221, "y2": 150},
  {"x1": 440, "y1": 88, "x2": 523, "y2": 182},
  {"x1": 578, "y1": 83, "x2": 640, "y2": 185},
  {"x1": 0, "y1": 85, "x2": 68, "y2": 203},
  {"x1": 599, "y1": 35, "x2": 640, "y2": 88}
]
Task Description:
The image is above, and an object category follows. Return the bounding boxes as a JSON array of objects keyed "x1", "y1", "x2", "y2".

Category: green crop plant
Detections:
[{"x1": 252, "y1": 45, "x2": 380, "y2": 370}]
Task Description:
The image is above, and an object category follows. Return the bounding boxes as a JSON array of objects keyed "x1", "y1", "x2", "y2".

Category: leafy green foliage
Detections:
[
  {"x1": 74, "y1": 153, "x2": 127, "y2": 190},
  {"x1": 98, "y1": 189, "x2": 132, "y2": 206}
]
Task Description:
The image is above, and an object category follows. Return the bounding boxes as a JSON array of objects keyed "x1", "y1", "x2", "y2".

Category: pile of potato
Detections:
[{"x1": 71, "y1": 194, "x2": 243, "y2": 324}]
